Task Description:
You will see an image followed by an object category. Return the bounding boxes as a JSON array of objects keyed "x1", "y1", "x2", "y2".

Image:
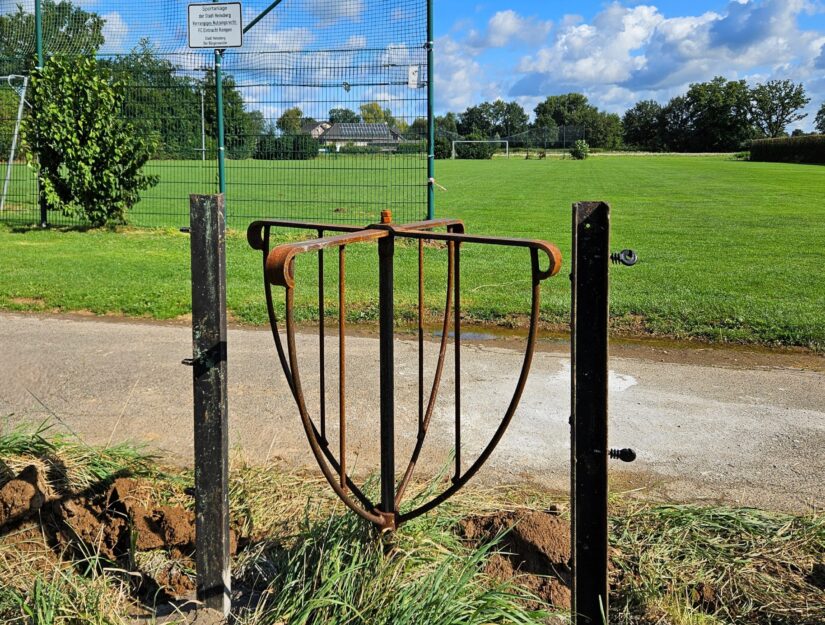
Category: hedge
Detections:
[
  {"x1": 750, "y1": 135, "x2": 825, "y2": 164},
  {"x1": 254, "y1": 134, "x2": 319, "y2": 160}
]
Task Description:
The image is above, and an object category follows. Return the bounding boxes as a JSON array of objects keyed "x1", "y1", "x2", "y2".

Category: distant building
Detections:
[
  {"x1": 301, "y1": 121, "x2": 332, "y2": 139},
  {"x1": 319, "y1": 123, "x2": 403, "y2": 151}
]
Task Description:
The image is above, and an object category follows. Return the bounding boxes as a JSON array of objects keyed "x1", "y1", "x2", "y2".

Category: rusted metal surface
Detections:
[{"x1": 247, "y1": 215, "x2": 561, "y2": 531}]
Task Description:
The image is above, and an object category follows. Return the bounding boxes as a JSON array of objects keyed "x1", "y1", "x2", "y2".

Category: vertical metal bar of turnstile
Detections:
[
  {"x1": 190, "y1": 194, "x2": 230, "y2": 616},
  {"x1": 378, "y1": 233, "x2": 396, "y2": 515},
  {"x1": 572, "y1": 201, "x2": 610, "y2": 625}
]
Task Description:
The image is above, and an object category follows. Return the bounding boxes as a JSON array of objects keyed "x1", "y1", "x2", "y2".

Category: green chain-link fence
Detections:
[{"x1": 0, "y1": 0, "x2": 431, "y2": 229}]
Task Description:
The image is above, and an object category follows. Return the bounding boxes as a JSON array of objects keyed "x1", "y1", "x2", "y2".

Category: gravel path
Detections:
[{"x1": 2, "y1": 312, "x2": 822, "y2": 512}]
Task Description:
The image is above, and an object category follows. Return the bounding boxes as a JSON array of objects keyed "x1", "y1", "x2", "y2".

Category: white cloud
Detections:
[
  {"x1": 259, "y1": 27, "x2": 315, "y2": 52},
  {"x1": 517, "y1": 4, "x2": 663, "y2": 85},
  {"x1": 101, "y1": 12, "x2": 127, "y2": 53},
  {"x1": 499, "y1": 0, "x2": 825, "y2": 128},
  {"x1": 434, "y1": 35, "x2": 485, "y2": 111},
  {"x1": 467, "y1": 10, "x2": 552, "y2": 48},
  {"x1": 345, "y1": 35, "x2": 367, "y2": 49},
  {"x1": 307, "y1": 0, "x2": 364, "y2": 27}
]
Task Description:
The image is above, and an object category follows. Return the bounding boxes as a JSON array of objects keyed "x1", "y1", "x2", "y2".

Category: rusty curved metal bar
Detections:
[
  {"x1": 252, "y1": 224, "x2": 377, "y2": 513},
  {"x1": 246, "y1": 217, "x2": 561, "y2": 531},
  {"x1": 394, "y1": 237, "x2": 455, "y2": 506},
  {"x1": 283, "y1": 286, "x2": 389, "y2": 528},
  {"x1": 397, "y1": 247, "x2": 544, "y2": 523}
]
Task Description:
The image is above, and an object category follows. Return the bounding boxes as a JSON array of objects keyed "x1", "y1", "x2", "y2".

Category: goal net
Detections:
[{"x1": 0, "y1": 74, "x2": 31, "y2": 215}]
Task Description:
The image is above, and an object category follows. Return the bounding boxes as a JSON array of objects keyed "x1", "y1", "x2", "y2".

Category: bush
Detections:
[
  {"x1": 395, "y1": 141, "x2": 426, "y2": 154},
  {"x1": 570, "y1": 140, "x2": 590, "y2": 160},
  {"x1": 254, "y1": 134, "x2": 319, "y2": 160},
  {"x1": 454, "y1": 134, "x2": 497, "y2": 160},
  {"x1": 434, "y1": 136, "x2": 451, "y2": 159},
  {"x1": 338, "y1": 144, "x2": 382, "y2": 155},
  {"x1": 750, "y1": 135, "x2": 825, "y2": 164},
  {"x1": 22, "y1": 55, "x2": 158, "y2": 226}
]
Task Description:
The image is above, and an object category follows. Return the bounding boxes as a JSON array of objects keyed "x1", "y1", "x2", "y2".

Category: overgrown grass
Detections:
[
  {"x1": 612, "y1": 504, "x2": 825, "y2": 624},
  {"x1": 2, "y1": 156, "x2": 824, "y2": 347},
  {"x1": 2, "y1": 425, "x2": 824, "y2": 624},
  {"x1": 0, "y1": 420, "x2": 155, "y2": 492}
]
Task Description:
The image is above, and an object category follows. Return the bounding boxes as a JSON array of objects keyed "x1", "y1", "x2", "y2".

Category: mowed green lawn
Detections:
[{"x1": 1, "y1": 155, "x2": 823, "y2": 348}]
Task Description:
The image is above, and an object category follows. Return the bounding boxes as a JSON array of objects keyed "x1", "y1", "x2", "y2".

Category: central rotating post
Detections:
[{"x1": 378, "y1": 211, "x2": 396, "y2": 522}]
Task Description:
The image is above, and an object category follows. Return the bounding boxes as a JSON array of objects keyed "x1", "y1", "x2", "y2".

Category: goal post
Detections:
[
  {"x1": 451, "y1": 140, "x2": 509, "y2": 159},
  {"x1": 0, "y1": 74, "x2": 29, "y2": 213}
]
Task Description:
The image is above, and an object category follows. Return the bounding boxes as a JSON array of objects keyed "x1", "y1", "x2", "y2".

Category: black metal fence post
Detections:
[
  {"x1": 571, "y1": 201, "x2": 610, "y2": 624},
  {"x1": 189, "y1": 193, "x2": 230, "y2": 615},
  {"x1": 378, "y1": 229, "x2": 396, "y2": 520}
]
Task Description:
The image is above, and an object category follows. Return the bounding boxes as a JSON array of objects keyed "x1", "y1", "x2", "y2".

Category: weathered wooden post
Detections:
[
  {"x1": 571, "y1": 201, "x2": 610, "y2": 624},
  {"x1": 188, "y1": 193, "x2": 230, "y2": 616}
]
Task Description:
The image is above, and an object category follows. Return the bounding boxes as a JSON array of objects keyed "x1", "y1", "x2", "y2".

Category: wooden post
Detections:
[
  {"x1": 571, "y1": 201, "x2": 610, "y2": 624},
  {"x1": 189, "y1": 193, "x2": 230, "y2": 615}
]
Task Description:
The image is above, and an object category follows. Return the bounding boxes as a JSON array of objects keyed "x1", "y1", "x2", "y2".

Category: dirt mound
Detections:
[
  {"x1": 0, "y1": 465, "x2": 51, "y2": 527},
  {"x1": 460, "y1": 509, "x2": 572, "y2": 610},
  {"x1": 0, "y1": 470, "x2": 236, "y2": 601}
]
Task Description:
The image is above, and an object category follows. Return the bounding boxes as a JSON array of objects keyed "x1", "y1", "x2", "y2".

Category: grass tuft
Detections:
[
  {"x1": 0, "y1": 419, "x2": 156, "y2": 494},
  {"x1": 610, "y1": 503, "x2": 825, "y2": 624}
]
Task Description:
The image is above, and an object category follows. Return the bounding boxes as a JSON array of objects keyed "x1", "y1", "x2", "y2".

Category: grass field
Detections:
[{"x1": 1, "y1": 155, "x2": 824, "y2": 348}]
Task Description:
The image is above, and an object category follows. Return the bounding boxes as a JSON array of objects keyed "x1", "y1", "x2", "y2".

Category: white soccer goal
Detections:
[
  {"x1": 451, "y1": 140, "x2": 509, "y2": 159},
  {"x1": 1, "y1": 74, "x2": 30, "y2": 212}
]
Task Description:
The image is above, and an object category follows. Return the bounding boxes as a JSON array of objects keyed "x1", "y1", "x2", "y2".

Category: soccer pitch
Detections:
[{"x1": 1, "y1": 155, "x2": 823, "y2": 348}]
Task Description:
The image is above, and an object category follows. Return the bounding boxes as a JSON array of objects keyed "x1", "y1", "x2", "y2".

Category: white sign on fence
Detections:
[{"x1": 188, "y1": 2, "x2": 243, "y2": 49}]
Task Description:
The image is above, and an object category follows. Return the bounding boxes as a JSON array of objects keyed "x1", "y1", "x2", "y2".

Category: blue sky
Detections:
[
  {"x1": 8, "y1": 0, "x2": 824, "y2": 129},
  {"x1": 433, "y1": 0, "x2": 825, "y2": 130}
]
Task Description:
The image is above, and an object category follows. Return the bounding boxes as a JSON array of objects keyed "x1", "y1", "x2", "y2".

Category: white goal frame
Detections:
[
  {"x1": 451, "y1": 140, "x2": 509, "y2": 159},
  {"x1": 1, "y1": 74, "x2": 29, "y2": 212}
]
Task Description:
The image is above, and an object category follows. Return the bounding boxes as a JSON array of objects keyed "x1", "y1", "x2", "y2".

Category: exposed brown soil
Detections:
[
  {"x1": 0, "y1": 469, "x2": 237, "y2": 601},
  {"x1": 0, "y1": 465, "x2": 51, "y2": 527},
  {"x1": 459, "y1": 508, "x2": 572, "y2": 610}
]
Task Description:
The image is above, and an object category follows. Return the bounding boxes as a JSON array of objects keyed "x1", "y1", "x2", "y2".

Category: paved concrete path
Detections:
[{"x1": 1, "y1": 312, "x2": 823, "y2": 512}]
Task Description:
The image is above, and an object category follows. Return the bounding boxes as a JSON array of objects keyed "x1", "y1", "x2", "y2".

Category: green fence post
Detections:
[
  {"x1": 35, "y1": 0, "x2": 47, "y2": 227},
  {"x1": 215, "y1": 49, "x2": 226, "y2": 201},
  {"x1": 426, "y1": 0, "x2": 435, "y2": 220}
]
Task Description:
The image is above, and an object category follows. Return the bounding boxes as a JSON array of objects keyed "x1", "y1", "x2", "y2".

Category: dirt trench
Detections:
[
  {"x1": 459, "y1": 508, "x2": 573, "y2": 610},
  {"x1": 0, "y1": 466, "x2": 237, "y2": 600}
]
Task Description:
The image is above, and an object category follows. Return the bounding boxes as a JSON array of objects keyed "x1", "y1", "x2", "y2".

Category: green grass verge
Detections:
[
  {"x1": 1, "y1": 155, "x2": 824, "y2": 347},
  {"x1": 1, "y1": 425, "x2": 823, "y2": 624}
]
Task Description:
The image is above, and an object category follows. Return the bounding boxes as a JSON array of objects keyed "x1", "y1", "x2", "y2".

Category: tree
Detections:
[
  {"x1": 659, "y1": 96, "x2": 693, "y2": 152},
  {"x1": 360, "y1": 102, "x2": 387, "y2": 124},
  {"x1": 457, "y1": 105, "x2": 494, "y2": 136},
  {"x1": 203, "y1": 70, "x2": 265, "y2": 159},
  {"x1": 454, "y1": 132, "x2": 497, "y2": 159},
  {"x1": 329, "y1": 107, "x2": 360, "y2": 123},
  {"x1": 534, "y1": 93, "x2": 594, "y2": 128},
  {"x1": 0, "y1": 87, "x2": 22, "y2": 158},
  {"x1": 0, "y1": 0, "x2": 104, "y2": 75},
  {"x1": 751, "y1": 80, "x2": 810, "y2": 138},
  {"x1": 105, "y1": 39, "x2": 203, "y2": 159},
  {"x1": 436, "y1": 112, "x2": 459, "y2": 136},
  {"x1": 589, "y1": 112, "x2": 623, "y2": 149},
  {"x1": 22, "y1": 55, "x2": 158, "y2": 226},
  {"x1": 483, "y1": 100, "x2": 529, "y2": 138},
  {"x1": 277, "y1": 107, "x2": 304, "y2": 135},
  {"x1": 815, "y1": 103, "x2": 825, "y2": 134},
  {"x1": 683, "y1": 76, "x2": 753, "y2": 151},
  {"x1": 409, "y1": 117, "x2": 428, "y2": 140},
  {"x1": 623, "y1": 100, "x2": 664, "y2": 151},
  {"x1": 532, "y1": 94, "x2": 620, "y2": 148}
]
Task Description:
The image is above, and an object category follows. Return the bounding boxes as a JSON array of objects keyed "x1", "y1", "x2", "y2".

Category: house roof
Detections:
[
  {"x1": 320, "y1": 123, "x2": 401, "y2": 142},
  {"x1": 301, "y1": 121, "x2": 330, "y2": 133}
]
